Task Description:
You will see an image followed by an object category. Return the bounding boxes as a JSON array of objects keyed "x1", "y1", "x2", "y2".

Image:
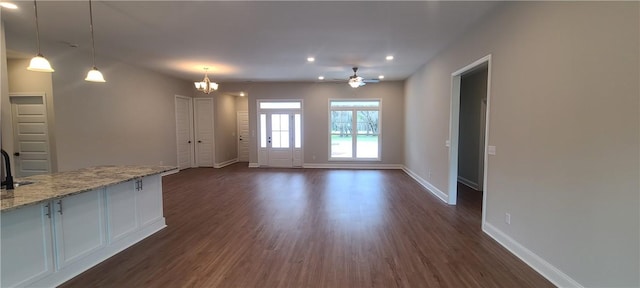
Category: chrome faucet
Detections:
[{"x1": 1, "y1": 149, "x2": 14, "y2": 190}]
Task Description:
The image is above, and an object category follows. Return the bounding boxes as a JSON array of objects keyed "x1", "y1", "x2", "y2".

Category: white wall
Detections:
[
  {"x1": 51, "y1": 58, "x2": 194, "y2": 171},
  {"x1": 405, "y1": 2, "x2": 639, "y2": 287},
  {"x1": 219, "y1": 81, "x2": 404, "y2": 166}
]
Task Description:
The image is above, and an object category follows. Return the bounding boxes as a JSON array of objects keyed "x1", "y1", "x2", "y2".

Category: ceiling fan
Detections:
[{"x1": 346, "y1": 67, "x2": 379, "y2": 88}]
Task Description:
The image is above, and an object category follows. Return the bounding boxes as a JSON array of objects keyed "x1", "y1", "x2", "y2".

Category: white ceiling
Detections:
[{"x1": 2, "y1": 1, "x2": 500, "y2": 82}]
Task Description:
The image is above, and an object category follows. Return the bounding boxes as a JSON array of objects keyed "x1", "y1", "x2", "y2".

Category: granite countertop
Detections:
[{"x1": 1, "y1": 165, "x2": 177, "y2": 212}]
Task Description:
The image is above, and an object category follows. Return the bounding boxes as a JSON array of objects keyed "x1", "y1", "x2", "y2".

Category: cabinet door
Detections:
[
  {"x1": 137, "y1": 175, "x2": 163, "y2": 227},
  {"x1": 53, "y1": 189, "x2": 106, "y2": 269},
  {"x1": 1, "y1": 203, "x2": 54, "y2": 287},
  {"x1": 106, "y1": 180, "x2": 138, "y2": 243}
]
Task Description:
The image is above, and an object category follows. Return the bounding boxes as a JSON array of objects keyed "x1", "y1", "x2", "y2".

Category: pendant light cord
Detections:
[
  {"x1": 89, "y1": 0, "x2": 97, "y2": 68},
  {"x1": 33, "y1": 0, "x2": 42, "y2": 55}
]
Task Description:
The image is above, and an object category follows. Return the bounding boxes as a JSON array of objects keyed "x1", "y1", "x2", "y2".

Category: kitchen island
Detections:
[{"x1": 1, "y1": 165, "x2": 177, "y2": 287}]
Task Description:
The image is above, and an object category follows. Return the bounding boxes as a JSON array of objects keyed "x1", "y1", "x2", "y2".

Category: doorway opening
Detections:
[{"x1": 448, "y1": 55, "x2": 491, "y2": 227}]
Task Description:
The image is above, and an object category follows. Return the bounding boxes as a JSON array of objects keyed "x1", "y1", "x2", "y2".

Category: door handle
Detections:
[
  {"x1": 188, "y1": 140, "x2": 191, "y2": 144},
  {"x1": 198, "y1": 140, "x2": 202, "y2": 143},
  {"x1": 13, "y1": 152, "x2": 20, "y2": 156}
]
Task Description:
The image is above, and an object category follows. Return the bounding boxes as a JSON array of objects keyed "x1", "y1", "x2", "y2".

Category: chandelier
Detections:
[{"x1": 194, "y1": 68, "x2": 218, "y2": 94}]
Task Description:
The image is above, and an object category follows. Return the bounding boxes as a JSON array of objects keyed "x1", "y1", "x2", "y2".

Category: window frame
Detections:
[{"x1": 328, "y1": 99, "x2": 382, "y2": 161}]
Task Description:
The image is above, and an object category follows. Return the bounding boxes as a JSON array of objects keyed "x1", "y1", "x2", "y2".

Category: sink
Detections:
[
  {"x1": 1, "y1": 181, "x2": 35, "y2": 199},
  {"x1": 15, "y1": 181, "x2": 34, "y2": 187}
]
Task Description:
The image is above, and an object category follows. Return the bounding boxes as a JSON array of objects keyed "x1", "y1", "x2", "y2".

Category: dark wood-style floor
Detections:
[{"x1": 61, "y1": 164, "x2": 554, "y2": 288}]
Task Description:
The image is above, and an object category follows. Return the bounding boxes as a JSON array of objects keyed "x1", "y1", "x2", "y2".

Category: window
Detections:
[{"x1": 329, "y1": 100, "x2": 380, "y2": 160}]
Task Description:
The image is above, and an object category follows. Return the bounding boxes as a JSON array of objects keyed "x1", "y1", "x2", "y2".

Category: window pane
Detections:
[
  {"x1": 260, "y1": 102, "x2": 301, "y2": 109},
  {"x1": 330, "y1": 110, "x2": 353, "y2": 158},
  {"x1": 356, "y1": 111, "x2": 379, "y2": 158},
  {"x1": 271, "y1": 114, "x2": 281, "y2": 130},
  {"x1": 260, "y1": 114, "x2": 266, "y2": 148},
  {"x1": 294, "y1": 114, "x2": 301, "y2": 148},
  {"x1": 271, "y1": 114, "x2": 290, "y2": 148},
  {"x1": 272, "y1": 131, "x2": 281, "y2": 147},
  {"x1": 330, "y1": 100, "x2": 379, "y2": 108},
  {"x1": 356, "y1": 135, "x2": 379, "y2": 158}
]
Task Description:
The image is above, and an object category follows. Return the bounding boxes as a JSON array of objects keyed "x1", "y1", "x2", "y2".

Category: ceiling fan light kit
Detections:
[{"x1": 347, "y1": 67, "x2": 379, "y2": 88}]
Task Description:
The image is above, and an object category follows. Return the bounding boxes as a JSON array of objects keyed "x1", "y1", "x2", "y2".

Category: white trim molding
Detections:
[
  {"x1": 402, "y1": 166, "x2": 449, "y2": 203},
  {"x1": 457, "y1": 176, "x2": 479, "y2": 191},
  {"x1": 161, "y1": 169, "x2": 180, "y2": 176},
  {"x1": 214, "y1": 158, "x2": 238, "y2": 168},
  {"x1": 483, "y1": 223, "x2": 583, "y2": 288},
  {"x1": 303, "y1": 163, "x2": 403, "y2": 170}
]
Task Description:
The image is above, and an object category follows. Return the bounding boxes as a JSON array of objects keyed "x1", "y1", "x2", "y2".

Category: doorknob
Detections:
[
  {"x1": 198, "y1": 140, "x2": 202, "y2": 143},
  {"x1": 188, "y1": 141, "x2": 192, "y2": 144},
  {"x1": 13, "y1": 152, "x2": 20, "y2": 156}
]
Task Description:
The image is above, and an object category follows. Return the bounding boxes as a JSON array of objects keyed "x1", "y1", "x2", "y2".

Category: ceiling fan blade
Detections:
[{"x1": 362, "y1": 79, "x2": 380, "y2": 83}]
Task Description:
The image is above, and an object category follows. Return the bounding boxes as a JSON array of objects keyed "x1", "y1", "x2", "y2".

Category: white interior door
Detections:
[
  {"x1": 194, "y1": 98, "x2": 214, "y2": 167},
  {"x1": 237, "y1": 111, "x2": 249, "y2": 162},
  {"x1": 175, "y1": 96, "x2": 194, "y2": 170},
  {"x1": 10, "y1": 95, "x2": 51, "y2": 177}
]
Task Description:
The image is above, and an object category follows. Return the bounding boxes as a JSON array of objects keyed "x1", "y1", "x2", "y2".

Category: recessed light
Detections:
[
  {"x1": 386, "y1": 55, "x2": 394, "y2": 61},
  {"x1": 239, "y1": 92, "x2": 245, "y2": 97},
  {"x1": 307, "y1": 57, "x2": 315, "y2": 62},
  {"x1": 0, "y1": 2, "x2": 18, "y2": 9},
  {"x1": 318, "y1": 76, "x2": 325, "y2": 80},
  {"x1": 378, "y1": 75, "x2": 385, "y2": 79}
]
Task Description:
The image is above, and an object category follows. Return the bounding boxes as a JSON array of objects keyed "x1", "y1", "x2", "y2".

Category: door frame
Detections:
[
  {"x1": 174, "y1": 95, "x2": 195, "y2": 169},
  {"x1": 256, "y1": 99, "x2": 303, "y2": 167},
  {"x1": 9, "y1": 92, "x2": 53, "y2": 177},
  {"x1": 236, "y1": 111, "x2": 249, "y2": 162},
  {"x1": 448, "y1": 55, "x2": 492, "y2": 229}
]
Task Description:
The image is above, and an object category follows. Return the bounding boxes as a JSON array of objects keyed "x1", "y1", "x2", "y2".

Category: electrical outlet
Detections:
[{"x1": 505, "y1": 213, "x2": 511, "y2": 225}]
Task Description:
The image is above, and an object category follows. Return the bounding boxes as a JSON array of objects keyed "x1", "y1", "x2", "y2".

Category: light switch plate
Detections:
[{"x1": 488, "y1": 145, "x2": 496, "y2": 155}]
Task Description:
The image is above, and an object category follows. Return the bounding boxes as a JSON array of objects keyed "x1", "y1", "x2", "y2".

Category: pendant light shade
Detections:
[
  {"x1": 85, "y1": 0, "x2": 105, "y2": 83},
  {"x1": 85, "y1": 67, "x2": 106, "y2": 82},
  {"x1": 27, "y1": 54, "x2": 54, "y2": 72},
  {"x1": 27, "y1": 0, "x2": 54, "y2": 72}
]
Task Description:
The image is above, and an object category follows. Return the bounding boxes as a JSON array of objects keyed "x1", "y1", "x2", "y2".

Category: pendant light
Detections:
[
  {"x1": 194, "y1": 68, "x2": 218, "y2": 94},
  {"x1": 84, "y1": 0, "x2": 105, "y2": 82},
  {"x1": 27, "y1": 0, "x2": 54, "y2": 72}
]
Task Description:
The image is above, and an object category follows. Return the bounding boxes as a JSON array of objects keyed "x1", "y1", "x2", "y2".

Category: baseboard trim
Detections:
[
  {"x1": 457, "y1": 176, "x2": 479, "y2": 190},
  {"x1": 214, "y1": 158, "x2": 238, "y2": 168},
  {"x1": 483, "y1": 223, "x2": 583, "y2": 288},
  {"x1": 302, "y1": 163, "x2": 404, "y2": 169},
  {"x1": 401, "y1": 166, "x2": 449, "y2": 203},
  {"x1": 161, "y1": 169, "x2": 179, "y2": 176},
  {"x1": 248, "y1": 162, "x2": 259, "y2": 168}
]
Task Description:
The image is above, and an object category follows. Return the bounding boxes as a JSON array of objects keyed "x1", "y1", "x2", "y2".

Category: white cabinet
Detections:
[
  {"x1": 106, "y1": 180, "x2": 138, "y2": 243},
  {"x1": 0, "y1": 203, "x2": 55, "y2": 287},
  {"x1": 53, "y1": 189, "x2": 106, "y2": 269},
  {"x1": 137, "y1": 175, "x2": 163, "y2": 227},
  {"x1": 1, "y1": 173, "x2": 166, "y2": 287}
]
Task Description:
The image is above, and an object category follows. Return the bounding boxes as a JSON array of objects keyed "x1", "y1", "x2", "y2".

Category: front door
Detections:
[{"x1": 257, "y1": 101, "x2": 303, "y2": 167}]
